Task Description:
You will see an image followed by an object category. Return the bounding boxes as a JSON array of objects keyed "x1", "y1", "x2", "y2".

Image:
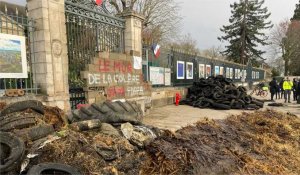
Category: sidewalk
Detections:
[{"x1": 143, "y1": 92, "x2": 300, "y2": 131}]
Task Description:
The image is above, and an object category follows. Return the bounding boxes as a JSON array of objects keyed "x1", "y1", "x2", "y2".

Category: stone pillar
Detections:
[
  {"x1": 27, "y1": 0, "x2": 70, "y2": 110},
  {"x1": 118, "y1": 11, "x2": 144, "y2": 57}
]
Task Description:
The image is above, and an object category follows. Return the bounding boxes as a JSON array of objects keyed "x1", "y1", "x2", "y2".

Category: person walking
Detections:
[
  {"x1": 276, "y1": 82, "x2": 281, "y2": 99},
  {"x1": 279, "y1": 79, "x2": 284, "y2": 99},
  {"x1": 269, "y1": 78, "x2": 277, "y2": 101},
  {"x1": 292, "y1": 78, "x2": 298, "y2": 101},
  {"x1": 283, "y1": 77, "x2": 293, "y2": 103}
]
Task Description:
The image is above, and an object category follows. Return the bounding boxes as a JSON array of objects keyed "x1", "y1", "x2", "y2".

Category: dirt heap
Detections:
[
  {"x1": 142, "y1": 110, "x2": 300, "y2": 175},
  {"x1": 31, "y1": 129, "x2": 146, "y2": 175}
]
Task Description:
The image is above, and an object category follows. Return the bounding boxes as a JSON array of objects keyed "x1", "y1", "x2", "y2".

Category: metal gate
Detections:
[
  {"x1": 65, "y1": 0, "x2": 125, "y2": 109},
  {"x1": 0, "y1": 7, "x2": 38, "y2": 95}
]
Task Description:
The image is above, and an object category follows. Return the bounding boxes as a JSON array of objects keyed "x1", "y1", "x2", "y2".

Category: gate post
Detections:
[
  {"x1": 27, "y1": 0, "x2": 70, "y2": 110},
  {"x1": 118, "y1": 11, "x2": 144, "y2": 56}
]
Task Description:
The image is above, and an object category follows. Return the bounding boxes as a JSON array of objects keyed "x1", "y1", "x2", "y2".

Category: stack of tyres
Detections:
[{"x1": 179, "y1": 76, "x2": 264, "y2": 110}]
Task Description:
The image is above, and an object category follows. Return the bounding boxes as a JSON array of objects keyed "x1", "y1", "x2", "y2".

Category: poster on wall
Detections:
[
  {"x1": 149, "y1": 66, "x2": 164, "y2": 85},
  {"x1": 0, "y1": 33, "x2": 27, "y2": 78},
  {"x1": 215, "y1": 66, "x2": 220, "y2": 76},
  {"x1": 164, "y1": 68, "x2": 171, "y2": 86},
  {"x1": 133, "y1": 56, "x2": 142, "y2": 69},
  {"x1": 199, "y1": 64, "x2": 205, "y2": 78},
  {"x1": 186, "y1": 62, "x2": 193, "y2": 79},
  {"x1": 177, "y1": 61, "x2": 185, "y2": 79},
  {"x1": 206, "y1": 65, "x2": 211, "y2": 78},
  {"x1": 220, "y1": 67, "x2": 224, "y2": 76},
  {"x1": 230, "y1": 68, "x2": 233, "y2": 79}
]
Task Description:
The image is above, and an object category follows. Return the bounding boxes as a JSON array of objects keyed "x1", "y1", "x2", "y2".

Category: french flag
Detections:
[
  {"x1": 152, "y1": 44, "x2": 161, "y2": 58},
  {"x1": 95, "y1": 0, "x2": 103, "y2": 6}
]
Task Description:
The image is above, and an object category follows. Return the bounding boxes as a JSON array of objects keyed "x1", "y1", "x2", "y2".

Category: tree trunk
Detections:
[{"x1": 284, "y1": 57, "x2": 289, "y2": 76}]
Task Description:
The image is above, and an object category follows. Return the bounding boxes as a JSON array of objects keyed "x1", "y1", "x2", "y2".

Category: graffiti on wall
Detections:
[{"x1": 81, "y1": 54, "x2": 151, "y2": 101}]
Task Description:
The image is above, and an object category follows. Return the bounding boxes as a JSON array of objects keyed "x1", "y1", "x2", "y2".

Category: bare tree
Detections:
[
  {"x1": 201, "y1": 46, "x2": 224, "y2": 59},
  {"x1": 107, "y1": 0, "x2": 182, "y2": 43},
  {"x1": 269, "y1": 19, "x2": 300, "y2": 75},
  {"x1": 168, "y1": 33, "x2": 200, "y2": 54}
]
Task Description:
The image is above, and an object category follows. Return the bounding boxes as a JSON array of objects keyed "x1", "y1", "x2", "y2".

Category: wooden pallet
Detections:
[{"x1": 5, "y1": 89, "x2": 25, "y2": 97}]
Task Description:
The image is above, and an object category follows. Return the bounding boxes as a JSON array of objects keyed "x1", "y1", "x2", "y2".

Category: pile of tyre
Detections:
[
  {"x1": 179, "y1": 76, "x2": 264, "y2": 110},
  {"x1": 68, "y1": 101, "x2": 143, "y2": 124},
  {"x1": 0, "y1": 100, "x2": 81, "y2": 175}
]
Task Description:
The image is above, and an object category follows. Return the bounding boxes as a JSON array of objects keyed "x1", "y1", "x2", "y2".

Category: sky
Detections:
[
  {"x1": 175, "y1": 0, "x2": 299, "y2": 50},
  {"x1": 2, "y1": 0, "x2": 298, "y2": 52}
]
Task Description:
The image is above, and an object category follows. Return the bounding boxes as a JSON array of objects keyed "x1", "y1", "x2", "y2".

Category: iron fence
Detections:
[
  {"x1": 0, "y1": 10, "x2": 38, "y2": 96},
  {"x1": 142, "y1": 46, "x2": 266, "y2": 87},
  {"x1": 65, "y1": 0, "x2": 126, "y2": 109}
]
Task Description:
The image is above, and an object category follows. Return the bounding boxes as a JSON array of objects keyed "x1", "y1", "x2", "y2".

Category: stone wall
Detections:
[
  {"x1": 80, "y1": 52, "x2": 152, "y2": 113},
  {"x1": 27, "y1": 0, "x2": 70, "y2": 110}
]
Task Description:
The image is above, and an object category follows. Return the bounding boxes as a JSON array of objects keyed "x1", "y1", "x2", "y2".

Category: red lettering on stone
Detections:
[
  {"x1": 115, "y1": 87, "x2": 125, "y2": 95},
  {"x1": 114, "y1": 61, "x2": 122, "y2": 72},
  {"x1": 127, "y1": 63, "x2": 133, "y2": 73},
  {"x1": 107, "y1": 87, "x2": 116, "y2": 98},
  {"x1": 98, "y1": 59, "x2": 110, "y2": 72}
]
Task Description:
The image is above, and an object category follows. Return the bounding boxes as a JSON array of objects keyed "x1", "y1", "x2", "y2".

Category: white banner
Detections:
[
  {"x1": 133, "y1": 56, "x2": 142, "y2": 69},
  {"x1": 150, "y1": 66, "x2": 165, "y2": 85},
  {"x1": 165, "y1": 68, "x2": 171, "y2": 86}
]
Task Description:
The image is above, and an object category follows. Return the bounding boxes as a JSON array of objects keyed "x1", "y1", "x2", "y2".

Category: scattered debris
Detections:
[
  {"x1": 100, "y1": 123, "x2": 121, "y2": 137},
  {"x1": 142, "y1": 110, "x2": 300, "y2": 175},
  {"x1": 1, "y1": 100, "x2": 300, "y2": 175},
  {"x1": 0, "y1": 102, "x2": 6, "y2": 110},
  {"x1": 69, "y1": 119, "x2": 102, "y2": 132},
  {"x1": 179, "y1": 76, "x2": 264, "y2": 110},
  {"x1": 43, "y1": 106, "x2": 67, "y2": 130},
  {"x1": 268, "y1": 103, "x2": 284, "y2": 107},
  {"x1": 121, "y1": 123, "x2": 157, "y2": 148}
]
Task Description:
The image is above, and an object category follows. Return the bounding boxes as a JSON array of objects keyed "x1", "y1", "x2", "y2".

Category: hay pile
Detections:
[
  {"x1": 142, "y1": 110, "x2": 300, "y2": 175},
  {"x1": 32, "y1": 129, "x2": 145, "y2": 175}
]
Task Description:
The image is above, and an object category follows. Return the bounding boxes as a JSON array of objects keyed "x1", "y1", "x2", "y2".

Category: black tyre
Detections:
[
  {"x1": 27, "y1": 163, "x2": 81, "y2": 175},
  {"x1": 14, "y1": 124, "x2": 54, "y2": 141},
  {"x1": 237, "y1": 86, "x2": 247, "y2": 92},
  {"x1": 0, "y1": 132, "x2": 25, "y2": 173},
  {"x1": 243, "y1": 95, "x2": 252, "y2": 104},
  {"x1": 69, "y1": 101, "x2": 143, "y2": 124},
  {"x1": 251, "y1": 100, "x2": 264, "y2": 108},
  {"x1": 212, "y1": 103, "x2": 231, "y2": 110},
  {"x1": 245, "y1": 104, "x2": 259, "y2": 110},
  {"x1": 0, "y1": 100, "x2": 44, "y2": 117},
  {"x1": 225, "y1": 78, "x2": 233, "y2": 84},
  {"x1": 0, "y1": 113, "x2": 38, "y2": 132},
  {"x1": 213, "y1": 92, "x2": 223, "y2": 100}
]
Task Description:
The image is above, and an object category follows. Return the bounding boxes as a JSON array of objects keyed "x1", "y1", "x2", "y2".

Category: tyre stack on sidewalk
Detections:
[{"x1": 179, "y1": 76, "x2": 264, "y2": 110}]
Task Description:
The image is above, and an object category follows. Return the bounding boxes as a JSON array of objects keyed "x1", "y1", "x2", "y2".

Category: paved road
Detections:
[{"x1": 143, "y1": 92, "x2": 300, "y2": 131}]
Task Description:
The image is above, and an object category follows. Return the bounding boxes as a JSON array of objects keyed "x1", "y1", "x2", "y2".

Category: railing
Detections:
[{"x1": 0, "y1": 11, "x2": 38, "y2": 96}]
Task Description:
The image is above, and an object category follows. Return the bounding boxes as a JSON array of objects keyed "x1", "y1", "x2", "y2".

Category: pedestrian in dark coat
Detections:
[
  {"x1": 293, "y1": 78, "x2": 298, "y2": 101},
  {"x1": 276, "y1": 82, "x2": 281, "y2": 99},
  {"x1": 269, "y1": 78, "x2": 277, "y2": 101},
  {"x1": 279, "y1": 79, "x2": 284, "y2": 99}
]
